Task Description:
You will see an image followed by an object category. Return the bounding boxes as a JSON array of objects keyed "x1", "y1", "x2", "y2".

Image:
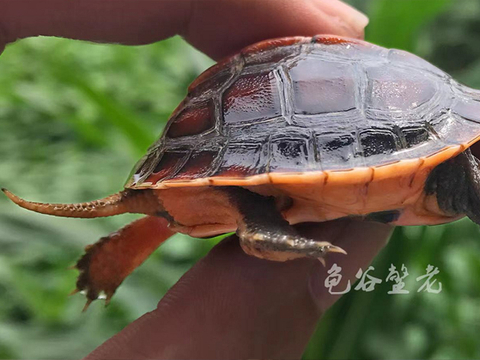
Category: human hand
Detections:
[
  {"x1": 0, "y1": 0, "x2": 368, "y2": 59},
  {"x1": 85, "y1": 220, "x2": 391, "y2": 359},
  {"x1": 0, "y1": 1, "x2": 391, "y2": 359}
]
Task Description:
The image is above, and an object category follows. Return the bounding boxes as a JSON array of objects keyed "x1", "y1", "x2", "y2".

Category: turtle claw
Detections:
[
  {"x1": 315, "y1": 243, "x2": 346, "y2": 267},
  {"x1": 82, "y1": 299, "x2": 93, "y2": 313},
  {"x1": 70, "y1": 285, "x2": 112, "y2": 311},
  {"x1": 324, "y1": 244, "x2": 347, "y2": 255},
  {"x1": 68, "y1": 288, "x2": 80, "y2": 296},
  {"x1": 313, "y1": 241, "x2": 347, "y2": 256},
  {"x1": 318, "y1": 257, "x2": 327, "y2": 267}
]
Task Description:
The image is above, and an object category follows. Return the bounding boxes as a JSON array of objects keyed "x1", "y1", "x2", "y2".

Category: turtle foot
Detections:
[
  {"x1": 69, "y1": 216, "x2": 175, "y2": 311},
  {"x1": 74, "y1": 236, "x2": 120, "y2": 311},
  {"x1": 239, "y1": 228, "x2": 347, "y2": 263}
]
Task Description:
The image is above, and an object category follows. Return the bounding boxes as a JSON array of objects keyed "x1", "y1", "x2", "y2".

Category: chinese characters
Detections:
[{"x1": 324, "y1": 263, "x2": 442, "y2": 295}]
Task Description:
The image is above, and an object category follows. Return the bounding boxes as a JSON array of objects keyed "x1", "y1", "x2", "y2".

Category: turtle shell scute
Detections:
[
  {"x1": 165, "y1": 101, "x2": 215, "y2": 138},
  {"x1": 222, "y1": 71, "x2": 281, "y2": 125}
]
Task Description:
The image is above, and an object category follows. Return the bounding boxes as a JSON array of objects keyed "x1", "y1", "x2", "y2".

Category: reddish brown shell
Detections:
[{"x1": 126, "y1": 35, "x2": 480, "y2": 190}]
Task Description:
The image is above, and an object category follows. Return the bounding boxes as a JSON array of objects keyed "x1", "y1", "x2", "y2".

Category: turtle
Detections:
[{"x1": 4, "y1": 34, "x2": 480, "y2": 310}]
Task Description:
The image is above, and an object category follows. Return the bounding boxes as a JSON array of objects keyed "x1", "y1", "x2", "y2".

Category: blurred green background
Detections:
[{"x1": 0, "y1": 0, "x2": 479, "y2": 358}]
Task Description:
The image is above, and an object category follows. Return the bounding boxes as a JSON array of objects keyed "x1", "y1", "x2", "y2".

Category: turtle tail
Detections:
[{"x1": 1, "y1": 188, "x2": 160, "y2": 218}]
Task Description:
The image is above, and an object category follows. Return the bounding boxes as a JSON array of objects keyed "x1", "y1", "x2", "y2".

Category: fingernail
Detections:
[
  {"x1": 345, "y1": 4, "x2": 369, "y2": 31},
  {"x1": 317, "y1": 0, "x2": 369, "y2": 38}
]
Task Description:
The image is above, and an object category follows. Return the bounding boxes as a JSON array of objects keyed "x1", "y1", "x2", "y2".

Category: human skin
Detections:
[{"x1": 0, "y1": 1, "x2": 392, "y2": 358}]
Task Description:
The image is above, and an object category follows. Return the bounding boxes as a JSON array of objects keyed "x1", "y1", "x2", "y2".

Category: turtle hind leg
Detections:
[
  {"x1": 226, "y1": 187, "x2": 346, "y2": 263},
  {"x1": 425, "y1": 149, "x2": 480, "y2": 224},
  {"x1": 73, "y1": 216, "x2": 175, "y2": 311}
]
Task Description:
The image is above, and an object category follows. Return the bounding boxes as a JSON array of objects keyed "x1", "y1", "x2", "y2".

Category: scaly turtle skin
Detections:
[{"x1": 5, "y1": 35, "x2": 480, "y2": 309}]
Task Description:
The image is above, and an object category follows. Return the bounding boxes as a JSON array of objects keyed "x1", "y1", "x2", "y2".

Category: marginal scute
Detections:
[
  {"x1": 146, "y1": 151, "x2": 189, "y2": 184},
  {"x1": 403, "y1": 127, "x2": 431, "y2": 147},
  {"x1": 269, "y1": 136, "x2": 312, "y2": 172},
  {"x1": 214, "y1": 143, "x2": 264, "y2": 177},
  {"x1": 360, "y1": 129, "x2": 398, "y2": 157},
  {"x1": 128, "y1": 146, "x2": 168, "y2": 186},
  {"x1": 222, "y1": 71, "x2": 281, "y2": 125},
  {"x1": 316, "y1": 133, "x2": 356, "y2": 169},
  {"x1": 175, "y1": 151, "x2": 220, "y2": 179}
]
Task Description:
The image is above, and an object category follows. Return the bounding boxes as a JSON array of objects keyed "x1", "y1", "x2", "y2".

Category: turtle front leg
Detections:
[
  {"x1": 226, "y1": 188, "x2": 346, "y2": 263},
  {"x1": 73, "y1": 216, "x2": 175, "y2": 311}
]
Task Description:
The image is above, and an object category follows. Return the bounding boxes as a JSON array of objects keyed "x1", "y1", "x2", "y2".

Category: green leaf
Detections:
[{"x1": 366, "y1": 0, "x2": 452, "y2": 52}]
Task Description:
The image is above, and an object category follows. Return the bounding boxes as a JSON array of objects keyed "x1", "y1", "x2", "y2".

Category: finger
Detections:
[
  {"x1": 0, "y1": 0, "x2": 190, "y2": 46},
  {"x1": 185, "y1": 0, "x2": 369, "y2": 59},
  {"x1": 296, "y1": 220, "x2": 393, "y2": 312},
  {"x1": 0, "y1": 0, "x2": 368, "y2": 60},
  {"x1": 85, "y1": 219, "x2": 391, "y2": 360}
]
